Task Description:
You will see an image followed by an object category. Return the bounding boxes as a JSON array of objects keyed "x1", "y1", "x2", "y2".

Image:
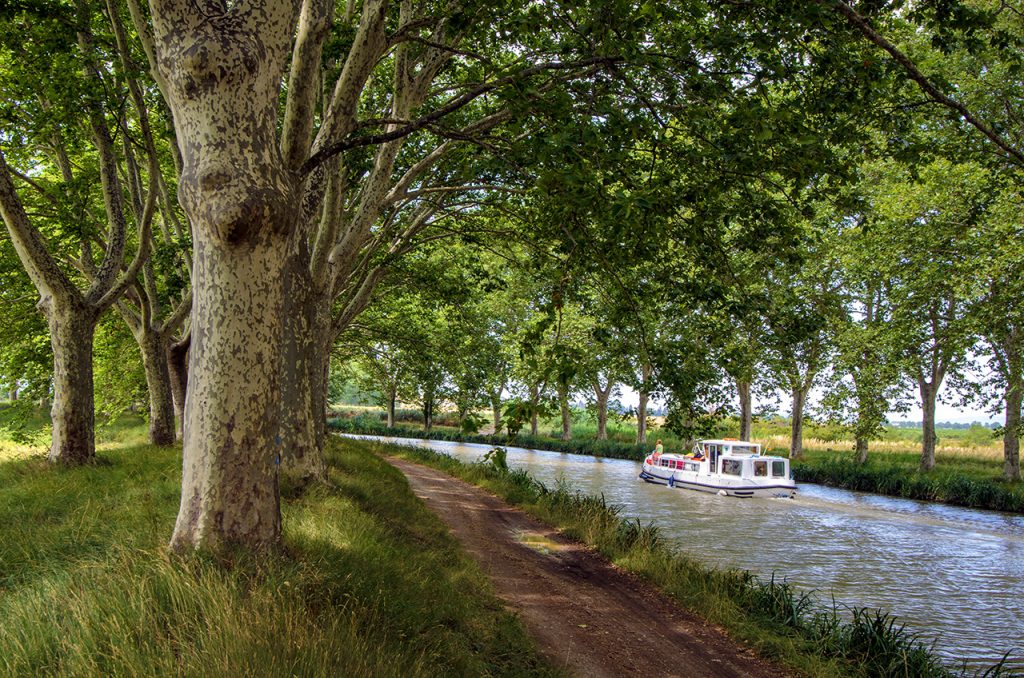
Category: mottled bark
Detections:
[
  {"x1": 44, "y1": 298, "x2": 97, "y2": 464},
  {"x1": 737, "y1": 380, "x2": 752, "y2": 441},
  {"x1": 490, "y1": 394, "x2": 502, "y2": 433},
  {"x1": 789, "y1": 386, "x2": 806, "y2": 459},
  {"x1": 423, "y1": 393, "x2": 434, "y2": 432},
  {"x1": 167, "y1": 334, "x2": 189, "y2": 440},
  {"x1": 7, "y1": 386, "x2": 16, "y2": 401},
  {"x1": 636, "y1": 362, "x2": 651, "y2": 445},
  {"x1": 855, "y1": 437, "x2": 869, "y2": 465},
  {"x1": 592, "y1": 379, "x2": 613, "y2": 441},
  {"x1": 139, "y1": 327, "x2": 176, "y2": 446},
  {"x1": 386, "y1": 385, "x2": 397, "y2": 428},
  {"x1": 558, "y1": 381, "x2": 572, "y2": 441},
  {"x1": 279, "y1": 252, "x2": 327, "y2": 485},
  {"x1": 172, "y1": 234, "x2": 289, "y2": 551},
  {"x1": 919, "y1": 381, "x2": 938, "y2": 471},
  {"x1": 1003, "y1": 383, "x2": 1022, "y2": 482},
  {"x1": 154, "y1": 6, "x2": 299, "y2": 551},
  {"x1": 529, "y1": 384, "x2": 540, "y2": 436}
]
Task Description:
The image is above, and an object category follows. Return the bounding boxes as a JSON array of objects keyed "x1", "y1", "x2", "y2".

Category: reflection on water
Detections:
[{"x1": 354, "y1": 436, "x2": 1024, "y2": 669}]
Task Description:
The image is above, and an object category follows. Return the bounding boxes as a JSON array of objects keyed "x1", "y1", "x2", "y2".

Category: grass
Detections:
[
  {"x1": 381, "y1": 442, "x2": 1018, "y2": 678},
  {"x1": 0, "y1": 429, "x2": 558, "y2": 677},
  {"x1": 330, "y1": 406, "x2": 1023, "y2": 513}
]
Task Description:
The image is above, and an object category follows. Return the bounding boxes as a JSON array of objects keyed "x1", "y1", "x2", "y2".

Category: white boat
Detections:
[{"x1": 639, "y1": 439, "x2": 796, "y2": 498}]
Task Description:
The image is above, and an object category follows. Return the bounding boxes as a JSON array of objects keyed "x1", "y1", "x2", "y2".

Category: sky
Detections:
[{"x1": 616, "y1": 385, "x2": 1000, "y2": 426}]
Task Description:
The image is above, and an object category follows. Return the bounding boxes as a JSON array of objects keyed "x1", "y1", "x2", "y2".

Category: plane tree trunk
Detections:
[
  {"x1": 737, "y1": 380, "x2": 752, "y2": 441},
  {"x1": 167, "y1": 333, "x2": 189, "y2": 440},
  {"x1": 636, "y1": 361, "x2": 651, "y2": 445},
  {"x1": 592, "y1": 378, "x2": 613, "y2": 441},
  {"x1": 139, "y1": 326, "x2": 176, "y2": 446},
  {"x1": 558, "y1": 380, "x2": 572, "y2": 441},
  {"x1": 152, "y1": 5, "x2": 298, "y2": 552},
  {"x1": 44, "y1": 297, "x2": 99, "y2": 464},
  {"x1": 917, "y1": 379, "x2": 940, "y2": 472},
  {"x1": 279, "y1": 251, "x2": 328, "y2": 485},
  {"x1": 789, "y1": 386, "x2": 807, "y2": 460}
]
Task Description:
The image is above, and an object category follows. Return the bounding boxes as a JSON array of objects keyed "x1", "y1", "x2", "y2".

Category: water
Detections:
[{"x1": 351, "y1": 435, "x2": 1024, "y2": 670}]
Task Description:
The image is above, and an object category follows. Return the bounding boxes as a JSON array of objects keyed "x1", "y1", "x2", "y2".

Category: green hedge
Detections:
[{"x1": 327, "y1": 415, "x2": 652, "y2": 461}]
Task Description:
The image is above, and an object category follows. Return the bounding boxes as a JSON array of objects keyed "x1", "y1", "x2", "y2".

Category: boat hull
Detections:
[{"x1": 638, "y1": 467, "x2": 796, "y2": 499}]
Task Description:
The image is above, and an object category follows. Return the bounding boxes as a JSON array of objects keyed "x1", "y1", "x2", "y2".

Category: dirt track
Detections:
[{"x1": 387, "y1": 457, "x2": 786, "y2": 678}]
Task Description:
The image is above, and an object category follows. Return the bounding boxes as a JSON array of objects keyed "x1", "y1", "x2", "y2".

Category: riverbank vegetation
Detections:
[
  {"x1": 328, "y1": 406, "x2": 1024, "y2": 513},
  {"x1": 0, "y1": 428, "x2": 556, "y2": 676},
  {"x1": 381, "y1": 439, "x2": 1014, "y2": 678}
]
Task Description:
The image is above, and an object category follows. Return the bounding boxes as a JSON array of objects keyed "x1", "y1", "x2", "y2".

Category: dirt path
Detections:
[{"x1": 387, "y1": 457, "x2": 786, "y2": 678}]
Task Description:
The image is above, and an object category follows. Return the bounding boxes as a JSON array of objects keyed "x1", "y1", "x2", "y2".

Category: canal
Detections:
[{"x1": 352, "y1": 435, "x2": 1024, "y2": 670}]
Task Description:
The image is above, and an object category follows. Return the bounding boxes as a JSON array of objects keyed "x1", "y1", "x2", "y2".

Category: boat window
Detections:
[
  {"x1": 753, "y1": 461, "x2": 768, "y2": 477},
  {"x1": 684, "y1": 462, "x2": 700, "y2": 472},
  {"x1": 721, "y1": 459, "x2": 742, "y2": 476},
  {"x1": 772, "y1": 461, "x2": 787, "y2": 477}
]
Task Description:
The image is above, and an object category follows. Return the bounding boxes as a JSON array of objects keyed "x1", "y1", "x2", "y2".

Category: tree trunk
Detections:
[
  {"x1": 529, "y1": 383, "x2": 539, "y2": 436},
  {"x1": 166, "y1": 334, "x2": 189, "y2": 441},
  {"x1": 558, "y1": 381, "x2": 572, "y2": 441},
  {"x1": 737, "y1": 380, "x2": 752, "y2": 441},
  {"x1": 1003, "y1": 381, "x2": 1022, "y2": 482},
  {"x1": 855, "y1": 436, "x2": 869, "y2": 465},
  {"x1": 386, "y1": 384, "x2": 397, "y2": 428},
  {"x1": 789, "y1": 386, "x2": 806, "y2": 459},
  {"x1": 139, "y1": 327, "x2": 176, "y2": 446},
  {"x1": 919, "y1": 381, "x2": 938, "y2": 471},
  {"x1": 491, "y1": 395, "x2": 501, "y2": 434},
  {"x1": 636, "y1": 361, "x2": 651, "y2": 445},
  {"x1": 593, "y1": 380, "x2": 612, "y2": 441},
  {"x1": 423, "y1": 393, "x2": 434, "y2": 432},
  {"x1": 8, "y1": 386, "x2": 17, "y2": 401},
  {"x1": 152, "y1": 0, "x2": 298, "y2": 552},
  {"x1": 170, "y1": 234, "x2": 289, "y2": 552},
  {"x1": 279, "y1": 255, "x2": 327, "y2": 485},
  {"x1": 44, "y1": 298, "x2": 97, "y2": 465}
]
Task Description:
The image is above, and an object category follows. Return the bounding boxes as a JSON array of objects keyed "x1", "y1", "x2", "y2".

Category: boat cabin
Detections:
[
  {"x1": 719, "y1": 456, "x2": 791, "y2": 481},
  {"x1": 693, "y1": 439, "x2": 760, "y2": 468}
]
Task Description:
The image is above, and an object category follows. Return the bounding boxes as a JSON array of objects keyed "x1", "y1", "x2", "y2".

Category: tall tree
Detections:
[{"x1": 0, "y1": 5, "x2": 155, "y2": 463}]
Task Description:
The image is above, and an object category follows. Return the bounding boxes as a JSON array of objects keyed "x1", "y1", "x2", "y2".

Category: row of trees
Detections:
[{"x1": 1, "y1": 0, "x2": 1021, "y2": 554}]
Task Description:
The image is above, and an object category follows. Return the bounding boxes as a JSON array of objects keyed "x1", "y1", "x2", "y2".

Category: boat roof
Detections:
[{"x1": 698, "y1": 439, "x2": 760, "y2": 447}]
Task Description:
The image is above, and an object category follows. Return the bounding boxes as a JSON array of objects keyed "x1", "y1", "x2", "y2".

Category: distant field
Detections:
[{"x1": 330, "y1": 402, "x2": 1006, "y2": 462}]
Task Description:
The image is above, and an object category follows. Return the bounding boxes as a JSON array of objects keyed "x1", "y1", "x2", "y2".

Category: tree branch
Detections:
[
  {"x1": 826, "y1": 0, "x2": 1024, "y2": 166},
  {"x1": 301, "y1": 56, "x2": 624, "y2": 176}
]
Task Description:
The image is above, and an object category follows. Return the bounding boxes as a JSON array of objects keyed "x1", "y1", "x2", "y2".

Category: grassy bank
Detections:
[
  {"x1": 791, "y1": 452, "x2": 1024, "y2": 512},
  {"x1": 0, "y1": 431, "x2": 556, "y2": 676},
  {"x1": 328, "y1": 414, "x2": 1024, "y2": 513},
  {"x1": 380, "y1": 442, "x2": 1017, "y2": 678},
  {"x1": 328, "y1": 414, "x2": 650, "y2": 460}
]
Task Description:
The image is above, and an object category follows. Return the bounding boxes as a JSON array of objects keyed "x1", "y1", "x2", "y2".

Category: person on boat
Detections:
[{"x1": 654, "y1": 439, "x2": 664, "y2": 458}]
